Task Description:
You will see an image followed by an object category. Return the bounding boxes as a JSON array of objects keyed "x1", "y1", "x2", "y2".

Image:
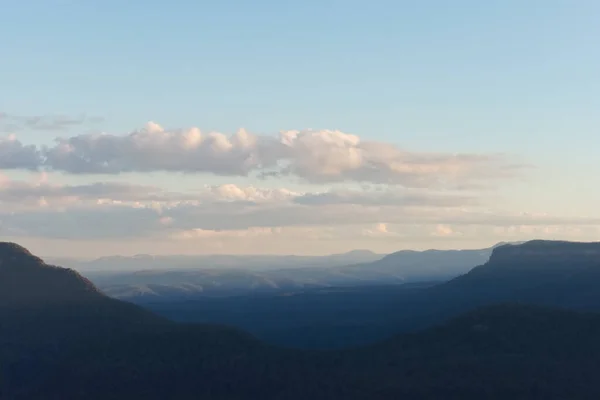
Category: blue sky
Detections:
[{"x1": 1, "y1": 0, "x2": 599, "y2": 257}]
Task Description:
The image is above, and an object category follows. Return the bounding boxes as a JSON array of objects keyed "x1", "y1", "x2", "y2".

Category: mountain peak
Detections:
[
  {"x1": 0, "y1": 242, "x2": 102, "y2": 305},
  {"x1": 0, "y1": 242, "x2": 43, "y2": 267}
]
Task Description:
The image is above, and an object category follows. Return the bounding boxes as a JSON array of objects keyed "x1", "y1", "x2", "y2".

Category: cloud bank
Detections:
[
  {"x1": 1, "y1": 175, "x2": 598, "y2": 245},
  {"x1": 3, "y1": 122, "x2": 522, "y2": 187},
  {"x1": 0, "y1": 135, "x2": 42, "y2": 170},
  {"x1": 3, "y1": 118, "x2": 595, "y2": 256}
]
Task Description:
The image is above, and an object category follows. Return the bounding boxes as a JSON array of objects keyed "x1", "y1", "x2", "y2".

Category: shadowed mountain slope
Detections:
[
  {"x1": 4, "y1": 241, "x2": 600, "y2": 399},
  {"x1": 142, "y1": 240, "x2": 600, "y2": 348},
  {"x1": 0, "y1": 242, "x2": 102, "y2": 305}
]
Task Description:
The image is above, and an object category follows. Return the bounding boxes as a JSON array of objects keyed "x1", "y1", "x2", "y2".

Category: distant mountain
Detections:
[
  {"x1": 85, "y1": 245, "x2": 499, "y2": 301},
  {"x1": 49, "y1": 250, "x2": 384, "y2": 273},
  {"x1": 143, "y1": 240, "x2": 600, "y2": 348},
  {"x1": 334, "y1": 245, "x2": 495, "y2": 281},
  {"x1": 4, "y1": 241, "x2": 600, "y2": 399}
]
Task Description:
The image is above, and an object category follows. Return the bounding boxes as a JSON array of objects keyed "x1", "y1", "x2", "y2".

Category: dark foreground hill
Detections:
[
  {"x1": 3, "y1": 241, "x2": 600, "y2": 399},
  {"x1": 142, "y1": 240, "x2": 600, "y2": 348}
]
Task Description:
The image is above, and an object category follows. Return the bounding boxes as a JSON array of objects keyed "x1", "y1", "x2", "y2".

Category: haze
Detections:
[{"x1": 1, "y1": 0, "x2": 599, "y2": 258}]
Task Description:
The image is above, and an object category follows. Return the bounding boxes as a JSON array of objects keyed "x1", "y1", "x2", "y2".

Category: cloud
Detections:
[
  {"x1": 172, "y1": 225, "x2": 376, "y2": 245},
  {"x1": 362, "y1": 223, "x2": 398, "y2": 238},
  {"x1": 0, "y1": 178, "x2": 467, "y2": 240},
  {"x1": 173, "y1": 226, "x2": 282, "y2": 240},
  {"x1": 293, "y1": 189, "x2": 476, "y2": 207},
  {"x1": 0, "y1": 135, "x2": 42, "y2": 170},
  {"x1": 0, "y1": 174, "x2": 182, "y2": 209},
  {"x1": 2, "y1": 122, "x2": 524, "y2": 187},
  {"x1": 203, "y1": 184, "x2": 299, "y2": 203},
  {"x1": 0, "y1": 206, "x2": 162, "y2": 239},
  {"x1": 42, "y1": 122, "x2": 266, "y2": 175},
  {"x1": 1, "y1": 178, "x2": 599, "y2": 243},
  {"x1": 270, "y1": 130, "x2": 521, "y2": 186},
  {"x1": 432, "y1": 224, "x2": 457, "y2": 237},
  {"x1": 0, "y1": 112, "x2": 103, "y2": 132}
]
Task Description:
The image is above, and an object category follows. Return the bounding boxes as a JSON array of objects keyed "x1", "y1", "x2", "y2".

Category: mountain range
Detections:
[
  {"x1": 3, "y1": 240, "x2": 600, "y2": 399},
  {"x1": 77, "y1": 245, "x2": 505, "y2": 300},
  {"x1": 141, "y1": 240, "x2": 600, "y2": 348},
  {"x1": 49, "y1": 249, "x2": 384, "y2": 273}
]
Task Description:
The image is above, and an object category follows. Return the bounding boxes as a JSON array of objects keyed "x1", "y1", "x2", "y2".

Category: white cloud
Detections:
[
  {"x1": 173, "y1": 226, "x2": 282, "y2": 240},
  {"x1": 432, "y1": 224, "x2": 456, "y2": 237},
  {"x1": 293, "y1": 188, "x2": 477, "y2": 207},
  {"x1": 0, "y1": 177, "x2": 482, "y2": 240},
  {"x1": 2, "y1": 123, "x2": 525, "y2": 187},
  {"x1": 204, "y1": 184, "x2": 300, "y2": 202},
  {"x1": 0, "y1": 173, "x2": 180, "y2": 210},
  {"x1": 42, "y1": 123, "x2": 266, "y2": 176},
  {"x1": 2, "y1": 118, "x2": 595, "y2": 256},
  {"x1": 1, "y1": 177, "x2": 599, "y2": 244},
  {"x1": 362, "y1": 223, "x2": 399, "y2": 238},
  {"x1": 270, "y1": 130, "x2": 517, "y2": 186}
]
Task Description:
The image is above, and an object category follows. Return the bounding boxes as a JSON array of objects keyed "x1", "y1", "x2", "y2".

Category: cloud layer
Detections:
[
  {"x1": 4, "y1": 117, "x2": 595, "y2": 257},
  {"x1": 0, "y1": 135, "x2": 42, "y2": 170},
  {"x1": 2, "y1": 122, "x2": 523, "y2": 187},
  {"x1": 1, "y1": 174, "x2": 598, "y2": 244}
]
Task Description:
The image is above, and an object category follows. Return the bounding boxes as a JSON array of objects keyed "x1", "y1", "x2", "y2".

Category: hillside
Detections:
[
  {"x1": 4, "y1": 241, "x2": 600, "y2": 399},
  {"x1": 0, "y1": 242, "x2": 264, "y2": 399},
  {"x1": 142, "y1": 240, "x2": 600, "y2": 348}
]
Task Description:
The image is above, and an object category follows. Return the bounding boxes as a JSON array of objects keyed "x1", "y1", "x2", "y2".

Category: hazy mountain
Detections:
[
  {"x1": 84, "y1": 245, "x2": 500, "y2": 301},
  {"x1": 330, "y1": 245, "x2": 496, "y2": 281},
  {"x1": 142, "y1": 240, "x2": 600, "y2": 348},
  {"x1": 4, "y1": 241, "x2": 600, "y2": 399},
  {"x1": 48, "y1": 249, "x2": 384, "y2": 274}
]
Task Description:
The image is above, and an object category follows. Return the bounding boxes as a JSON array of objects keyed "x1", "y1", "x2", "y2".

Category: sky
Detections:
[{"x1": 1, "y1": 0, "x2": 599, "y2": 258}]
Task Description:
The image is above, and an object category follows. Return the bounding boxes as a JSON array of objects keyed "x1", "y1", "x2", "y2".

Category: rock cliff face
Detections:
[
  {"x1": 443, "y1": 240, "x2": 600, "y2": 305},
  {"x1": 488, "y1": 240, "x2": 600, "y2": 266}
]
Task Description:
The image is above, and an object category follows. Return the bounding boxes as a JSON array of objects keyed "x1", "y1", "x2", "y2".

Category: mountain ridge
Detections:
[
  {"x1": 4, "y1": 241, "x2": 600, "y2": 398},
  {"x1": 0, "y1": 242, "x2": 102, "y2": 305},
  {"x1": 488, "y1": 239, "x2": 600, "y2": 263},
  {"x1": 142, "y1": 239, "x2": 600, "y2": 348},
  {"x1": 83, "y1": 244, "x2": 513, "y2": 301}
]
